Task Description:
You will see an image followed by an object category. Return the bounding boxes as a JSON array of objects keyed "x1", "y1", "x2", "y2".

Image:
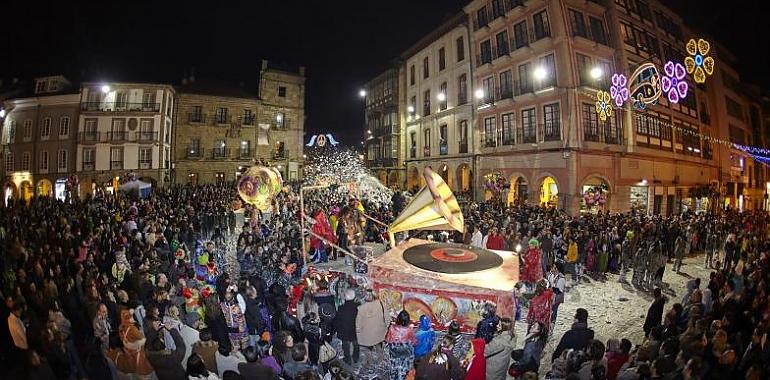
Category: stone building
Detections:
[
  {"x1": 74, "y1": 82, "x2": 175, "y2": 195},
  {"x1": 362, "y1": 66, "x2": 405, "y2": 188},
  {"x1": 401, "y1": 12, "x2": 476, "y2": 196},
  {"x1": 1, "y1": 76, "x2": 80, "y2": 204},
  {"x1": 173, "y1": 60, "x2": 305, "y2": 184},
  {"x1": 463, "y1": 0, "x2": 766, "y2": 214}
]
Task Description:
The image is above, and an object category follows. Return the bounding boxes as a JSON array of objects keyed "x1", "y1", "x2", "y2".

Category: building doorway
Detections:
[
  {"x1": 539, "y1": 176, "x2": 558, "y2": 207},
  {"x1": 507, "y1": 176, "x2": 528, "y2": 205}
]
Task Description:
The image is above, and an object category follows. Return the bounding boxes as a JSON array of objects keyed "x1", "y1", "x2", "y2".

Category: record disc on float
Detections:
[{"x1": 402, "y1": 242, "x2": 503, "y2": 274}]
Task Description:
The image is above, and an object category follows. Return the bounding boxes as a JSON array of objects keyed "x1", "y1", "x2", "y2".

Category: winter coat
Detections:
[
  {"x1": 356, "y1": 299, "x2": 388, "y2": 347},
  {"x1": 274, "y1": 311, "x2": 305, "y2": 343},
  {"x1": 414, "y1": 315, "x2": 436, "y2": 358},
  {"x1": 474, "y1": 315, "x2": 499, "y2": 343},
  {"x1": 244, "y1": 297, "x2": 264, "y2": 335},
  {"x1": 333, "y1": 300, "x2": 358, "y2": 341},
  {"x1": 484, "y1": 333, "x2": 516, "y2": 380},
  {"x1": 643, "y1": 297, "x2": 665, "y2": 334},
  {"x1": 552, "y1": 322, "x2": 595, "y2": 361},
  {"x1": 605, "y1": 351, "x2": 630, "y2": 380},
  {"x1": 146, "y1": 328, "x2": 186, "y2": 380},
  {"x1": 415, "y1": 351, "x2": 466, "y2": 380},
  {"x1": 464, "y1": 338, "x2": 486, "y2": 380}
]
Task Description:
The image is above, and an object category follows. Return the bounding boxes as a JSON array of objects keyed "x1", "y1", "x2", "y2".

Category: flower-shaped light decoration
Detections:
[
  {"x1": 684, "y1": 38, "x2": 715, "y2": 84},
  {"x1": 661, "y1": 61, "x2": 688, "y2": 104},
  {"x1": 610, "y1": 74, "x2": 629, "y2": 107},
  {"x1": 595, "y1": 90, "x2": 613, "y2": 121}
]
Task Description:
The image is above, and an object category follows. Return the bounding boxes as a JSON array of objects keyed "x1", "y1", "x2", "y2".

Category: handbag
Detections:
[{"x1": 319, "y1": 342, "x2": 337, "y2": 363}]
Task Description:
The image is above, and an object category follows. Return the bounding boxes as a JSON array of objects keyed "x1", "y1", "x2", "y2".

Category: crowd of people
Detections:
[{"x1": 1, "y1": 180, "x2": 770, "y2": 380}]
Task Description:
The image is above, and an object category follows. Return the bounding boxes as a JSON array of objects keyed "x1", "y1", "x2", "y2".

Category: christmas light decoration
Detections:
[
  {"x1": 629, "y1": 62, "x2": 662, "y2": 111},
  {"x1": 661, "y1": 61, "x2": 688, "y2": 104},
  {"x1": 684, "y1": 38, "x2": 715, "y2": 84},
  {"x1": 610, "y1": 73, "x2": 629, "y2": 107},
  {"x1": 595, "y1": 90, "x2": 613, "y2": 121}
]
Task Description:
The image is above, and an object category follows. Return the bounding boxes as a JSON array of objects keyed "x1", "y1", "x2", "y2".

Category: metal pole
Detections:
[{"x1": 300, "y1": 186, "x2": 306, "y2": 264}]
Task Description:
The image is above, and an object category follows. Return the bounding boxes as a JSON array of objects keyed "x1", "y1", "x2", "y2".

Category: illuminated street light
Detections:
[
  {"x1": 590, "y1": 66, "x2": 603, "y2": 80},
  {"x1": 359, "y1": 89, "x2": 367, "y2": 98},
  {"x1": 101, "y1": 85, "x2": 111, "y2": 93},
  {"x1": 407, "y1": 105, "x2": 415, "y2": 113},
  {"x1": 534, "y1": 66, "x2": 547, "y2": 81},
  {"x1": 474, "y1": 89, "x2": 485, "y2": 99},
  {"x1": 0, "y1": 109, "x2": 5, "y2": 118},
  {"x1": 437, "y1": 92, "x2": 446, "y2": 101}
]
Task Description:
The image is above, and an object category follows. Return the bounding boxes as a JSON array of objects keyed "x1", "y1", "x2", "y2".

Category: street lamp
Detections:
[
  {"x1": 101, "y1": 85, "x2": 111, "y2": 93},
  {"x1": 0, "y1": 109, "x2": 5, "y2": 118},
  {"x1": 534, "y1": 66, "x2": 548, "y2": 81},
  {"x1": 437, "y1": 93, "x2": 446, "y2": 101},
  {"x1": 590, "y1": 66, "x2": 603, "y2": 80},
  {"x1": 474, "y1": 89, "x2": 485, "y2": 99},
  {"x1": 407, "y1": 105, "x2": 415, "y2": 113},
  {"x1": 359, "y1": 89, "x2": 367, "y2": 98}
]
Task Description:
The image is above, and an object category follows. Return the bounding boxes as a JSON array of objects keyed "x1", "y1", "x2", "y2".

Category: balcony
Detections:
[
  {"x1": 188, "y1": 113, "x2": 206, "y2": 123},
  {"x1": 82, "y1": 162, "x2": 95, "y2": 171},
  {"x1": 135, "y1": 131, "x2": 158, "y2": 142},
  {"x1": 186, "y1": 148, "x2": 202, "y2": 159},
  {"x1": 459, "y1": 141, "x2": 468, "y2": 154},
  {"x1": 139, "y1": 160, "x2": 152, "y2": 169},
  {"x1": 79, "y1": 132, "x2": 100, "y2": 143},
  {"x1": 240, "y1": 115, "x2": 255, "y2": 126},
  {"x1": 110, "y1": 161, "x2": 123, "y2": 170},
  {"x1": 484, "y1": 139, "x2": 497, "y2": 148},
  {"x1": 238, "y1": 149, "x2": 252, "y2": 159},
  {"x1": 108, "y1": 131, "x2": 128, "y2": 142},
  {"x1": 211, "y1": 148, "x2": 230, "y2": 159},
  {"x1": 81, "y1": 102, "x2": 160, "y2": 113}
]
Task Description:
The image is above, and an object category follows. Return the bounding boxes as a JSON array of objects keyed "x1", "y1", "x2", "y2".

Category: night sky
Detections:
[{"x1": 2, "y1": 0, "x2": 767, "y2": 146}]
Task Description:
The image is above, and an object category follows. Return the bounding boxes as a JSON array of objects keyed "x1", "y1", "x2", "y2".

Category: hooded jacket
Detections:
[
  {"x1": 414, "y1": 315, "x2": 436, "y2": 358},
  {"x1": 464, "y1": 338, "x2": 486, "y2": 380}
]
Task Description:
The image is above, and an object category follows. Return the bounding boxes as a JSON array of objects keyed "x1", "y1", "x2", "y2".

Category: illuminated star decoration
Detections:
[
  {"x1": 610, "y1": 73, "x2": 629, "y2": 107},
  {"x1": 661, "y1": 61, "x2": 688, "y2": 104},
  {"x1": 684, "y1": 38, "x2": 715, "y2": 84},
  {"x1": 595, "y1": 90, "x2": 613, "y2": 121}
]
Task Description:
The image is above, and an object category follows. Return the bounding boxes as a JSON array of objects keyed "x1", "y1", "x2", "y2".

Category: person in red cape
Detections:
[
  {"x1": 521, "y1": 238, "x2": 544, "y2": 283},
  {"x1": 310, "y1": 209, "x2": 336, "y2": 264},
  {"x1": 526, "y1": 279, "x2": 554, "y2": 331},
  {"x1": 464, "y1": 337, "x2": 486, "y2": 380}
]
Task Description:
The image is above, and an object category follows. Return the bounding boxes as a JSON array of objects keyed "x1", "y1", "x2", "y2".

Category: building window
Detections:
[
  {"x1": 139, "y1": 147, "x2": 152, "y2": 169},
  {"x1": 439, "y1": 124, "x2": 448, "y2": 155},
  {"x1": 477, "y1": 5, "x2": 489, "y2": 28},
  {"x1": 518, "y1": 62, "x2": 532, "y2": 94},
  {"x1": 36, "y1": 81, "x2": 47, "y2": 93},
  {"x1": 513, "y1": 21, "x2": 528, "y2": 49},
  {"x1": 499, "y1": 70, "x2": 513, "y2": 99},
  {"x1": 142, "y1": 91, "x2": 156, "y2": 108},
  {"x1": 40, "y1": 151, "x2": 49, "y2": 172},
  {"x1": 82, "y1": 148, "x2": 95, "y2": 170},
  {"x1": 423, "y1": 90, "x2": 431, "y2": 116},
  {"x1": 110, "y1": 148, "x2": 124, "y2": 170},
  {"x1": 21, "y1": 152, "x2": 30, "y2": 171},
  {"x1": 57, "y1": 149, "x2": 67, "y2": 171},
  {"x1": 410, "y1": 65, "x2": 416, "y2": 86},
  {"x1": 456, "y1": 36, "x2": 465, "y2": 62},
  {"x1": 569, "y1": 9, "x2": 587, "y2": 37},
  {"x1": 582, "y1": 103, "x2": 600, "y2": 142},
  {"x1": 576, "y1": 53, "x2": 592, "y2": 86},
  {"x1": 23, "y1": 119, "x2": 33, "y2": 141},
  {"x1": 538, "y1": 54, "x2": 556, "y2": 89},
  {"x1": 110, "y1": 118, "x2": 126, "y2": 141},
  {"x1": 480, "y1": 40, "x2": 492, "y2": 65},
  {"x1": 409, "y1": 96, "x2": 417, "y2": 115},
  {"x1": 59, "y1": 117, "x2": 70, "y2": 137},
  {"x1": 496, "y1": 30, "x2": 509, "y2": 56},
  {"x1": 410, "y1": 132, "x2": 417, "y2": 158},
  {"x1": 439, "y1": 82, "x2": 447, "y2": 111},
  {"x1": 115, "y1": 92, "x2": 129, "y2": 109},
  {"x1": 521, "y1": 108, "x2": 536, "y2": 143},
  {"x1": 725, "y1": 96, "x2": 744, "y2": 121},
  {"x1": 589, "y1": 16, "x2": 608, "y2": 45},
  {"x1": 481, "y1": 76, "x2": 494, "y2": 104},
  {"x1": 457, "y1": 74, "x2": 468, "y2": 105},
  {"x1": 190, "y1": 106, "x2": 203, "y2": 122},
  {"x1": 543, "y1": 103, "x2": 561, "y2": 141},
  {"x1": 276, "y1": 112, "x2": 285, "y2": 128},
  {"x1": 243, "y1": 109, "x2": 254, "y2": 125},
  {"x1": 729, "y1": 124, "x2": 746, "y2": 145},
  {"x1": 165, "y1": 94, "x2": 173, "y2": 116},
  {"x1": 502, "y1": 112, "x2": 515, "y2": 145},
  {"x1": 423, "y1": 128, "x2": 431, "y2": 156},
  {"x1": 189, "y1": 138, "x2": 201, "y2": 157},
  {"x1": 40, "y1": 118, "x2": 51, "y2": 139},
  {"x1": 484, "y1": 117, "x2": 497, "y2": 147},
  {"x1": 240, "y1": 140, "x2": 251, "y2": 157},
  {"x1": 215, "y1": 107, "x2": 228, "y2": 124},
  {"x1": 4, "y1": 152, "x2": 13, "y2": 172},
  {"x1": 439, "y1": 47, "x2": 446, "y2": 71},
  {"x1": 423, "y1": 56, "x2": 430, "y2": 78},
  {"x1": 459, "y1": 120, "x2": 468, "y2": 153},
  {"x1": 533, "y1": 10, "x2": 551, "y2": 40},
  {"x1": 278, "y1": 86, "x2": 287, "y2": 97},
  {"x1": 4, "y1": 121, "x2": 15, "y2": 143},
  {"x1": 214, "y1": 140, "x2": 227, "y2": 158}
]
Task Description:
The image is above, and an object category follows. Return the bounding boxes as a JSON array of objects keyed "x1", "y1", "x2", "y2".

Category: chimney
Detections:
[
  {"x1": 261, "y1": 60, "x2": 269, "y2": 71},
  {"x1": 181, "y1": 70, "x2": 188, "y2": 85},
  {"x1": 189, "y1": 67, "x2": 196, "y2": 83},
  {"x1": 299, "y1": 66, "x2": 306, "y2": 76}
]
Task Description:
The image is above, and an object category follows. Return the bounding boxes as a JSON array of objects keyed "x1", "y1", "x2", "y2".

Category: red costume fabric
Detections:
[
  {"x1": 486, "y1": 234, "x2": 505, "y2": 250},
  {"x1": 464, "y1": 338, "x2": 486, "y2": 380},
  {"x1": 310, "y1": 211, "x2": 336, "y2": 250},
  {"x1": 526, "y1": 288, "x2": 554, "y2": 328},
  {"x1": 521, "y1": 248, "x2": 543, "y2": 283}
]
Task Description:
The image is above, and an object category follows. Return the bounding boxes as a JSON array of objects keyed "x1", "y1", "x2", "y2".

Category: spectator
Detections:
[
  {"x1": 643, "y1": 287, "x2": 666, "y2": 337},
  {"x1": 355, "y1": 289, "x2": 387, "y2": 351},
  {"x1": 552, "y1": 308, "x2": 595, "y2": 361},
  {"x1": 192, "y1": 328, "x2": 220, "y2": 375},
  {"x1": 187, "y1": 352, "x2": 220, "y2": 380},
  {"x1": 385, "y1": 310, "x2": 417, "y2": 380},
  {"x1": 256, "y1": 339, "x2": 282, "y2": 376},
  {"x1": 238, "y1": 345, "x2": 277, "y2": 379},
  {"x1": 333, "y1": 289, "x2": 359, "y2": 365},
  {"x1": 414, "y1": 336, "x2": 466, "y2": 380},
  {"x1": 146, "y1": 325, "x2": 186, "y2": 380},
  {"x1": 415, "y1": 314, "x2": 436, "y2": 359},
  {"x1": 215, "y1": 343, "x2": 246, "y2": 378},
  {"x1": 283, "y1": 343, "x2": 317, "y2": 380},
  {"x1": 485, "y1": 317, "x2": 516, "y2": 380}
]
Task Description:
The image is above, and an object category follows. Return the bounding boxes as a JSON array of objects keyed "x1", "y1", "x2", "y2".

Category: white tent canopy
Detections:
[{"x1": 119, "y1": 180, "x2": 152, "y2": 198}]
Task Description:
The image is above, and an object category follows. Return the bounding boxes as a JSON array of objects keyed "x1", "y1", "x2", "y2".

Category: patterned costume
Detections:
[
  {"x1": 521, "y1": 239, "x2": 544, "y2": 283},
  {"x1": 526, "y1": 288, "x2": 554, "y2": 330},
  {"x1": 221, "y1": 299, "x2": 248, "y2": 350}
]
